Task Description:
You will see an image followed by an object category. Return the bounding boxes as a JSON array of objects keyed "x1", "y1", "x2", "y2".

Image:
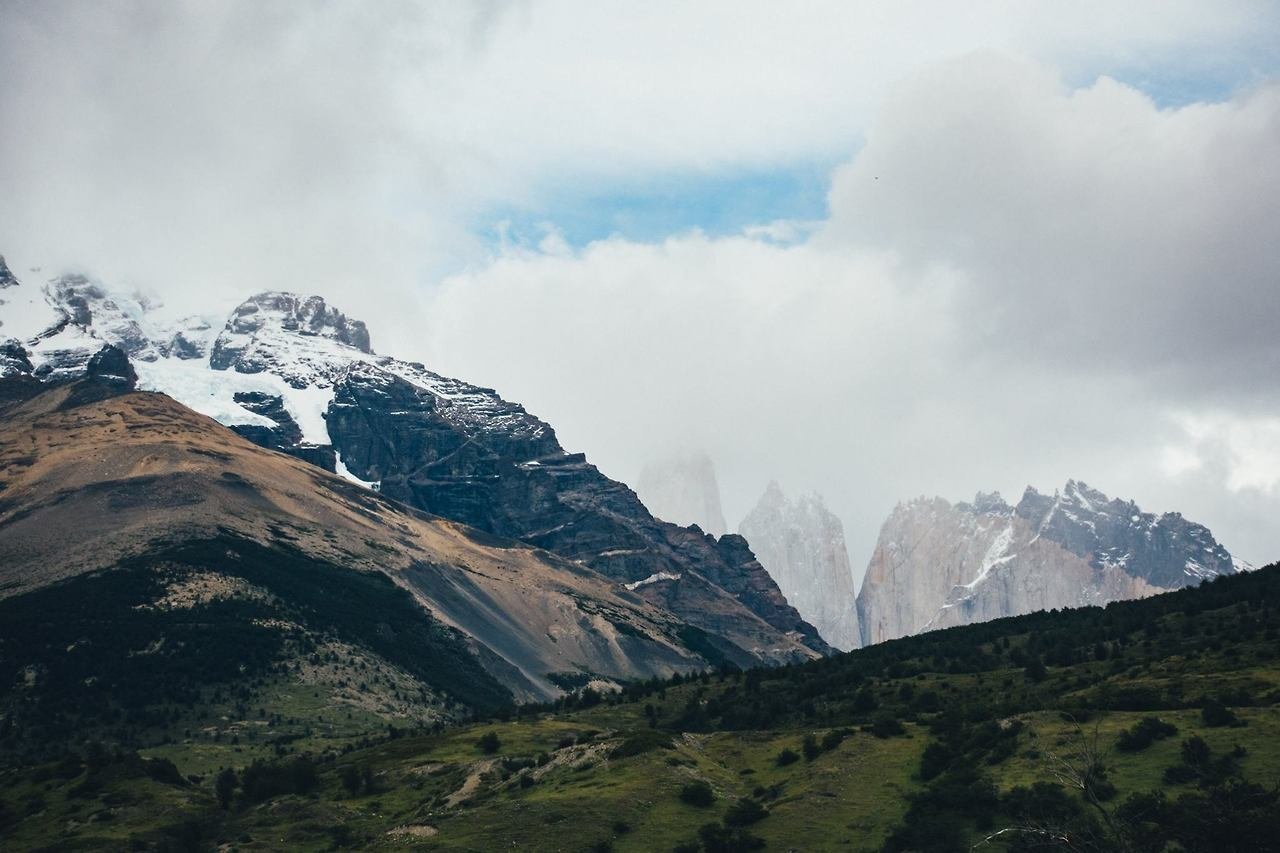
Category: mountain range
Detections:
[{"x1": 0, "y1": 255, "x2": 827, "y2": 704}]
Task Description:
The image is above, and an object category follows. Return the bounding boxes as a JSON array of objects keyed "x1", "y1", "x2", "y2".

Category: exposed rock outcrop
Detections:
[
  {"x1": 856, "y1": 481, "x2": 1241, "y2": 645},
  {"x1": 739, "y1": 482, "x2": 860, "y2": 650}
]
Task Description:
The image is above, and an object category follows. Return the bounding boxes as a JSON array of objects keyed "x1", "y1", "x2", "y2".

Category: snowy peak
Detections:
[
  {"x1": 209, "y1": 292, "x2": 373, "y2": 389},
  {"x1": 1015, "y1": 479, "x2": 1234, "y2": 586},
  {"x1": 0, "y1": 256, "x2": 16, "y2": 289}
]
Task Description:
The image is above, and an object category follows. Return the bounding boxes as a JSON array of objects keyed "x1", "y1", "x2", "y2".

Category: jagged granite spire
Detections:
[
  {"x1": 740, "y1": 482, "x2": 860, "y2": 650},
  {"x1": 857, "y1": 480, "x2": 1241, "y2": 645}
]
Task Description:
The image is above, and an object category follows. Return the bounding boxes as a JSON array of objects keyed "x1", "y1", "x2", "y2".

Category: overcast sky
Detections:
[{"x1": 3, "y1": 1, "x2": 1279, "y2": 579}]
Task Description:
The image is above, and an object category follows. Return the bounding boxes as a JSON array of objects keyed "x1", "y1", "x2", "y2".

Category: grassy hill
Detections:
[{"x1": 3, "y1": 563, "x2": 1279, "y2": 851}]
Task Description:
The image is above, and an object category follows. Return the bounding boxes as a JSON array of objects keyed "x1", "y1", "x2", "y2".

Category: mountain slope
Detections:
[
  {"x1": 0, "y1": 363, "x2": 726, "y2": 718},
  {"x1": 739, "y1": 482, "x2": 861, "y2": 650},
  {"x1": 857, "y1": 481, "x2": 1243, "y2": 645},
  {"x1": 0, "y1": 258, "x2": 828, "y2": 662}
]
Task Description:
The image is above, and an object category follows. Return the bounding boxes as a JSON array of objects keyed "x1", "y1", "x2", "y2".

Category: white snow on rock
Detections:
[{"x1": 624, "y1": 572, "x2": 681, "y2": 591}]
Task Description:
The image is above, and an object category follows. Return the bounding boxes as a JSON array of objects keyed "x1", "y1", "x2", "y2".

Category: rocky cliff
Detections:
[
  {"x1": 856, "y1": 481, "x2": 1244, "y2": 645},
  {"x1": 0, "y1": 259, "x2": 829, "y2": 665},
  {"x1": 739, "y1": 482, "x2": 860, "y2": 650},
  {"x1": 636, "y1": 452, "x2": 729, "y2": 537}
]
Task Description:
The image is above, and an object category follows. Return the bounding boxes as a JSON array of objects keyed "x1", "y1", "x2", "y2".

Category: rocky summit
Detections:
[
  {"x1": 0, "y1": 260, "x2": 829, "y2": 665},
  {"x1": 739, "y1": 482, "x2": 861, "y2": 651},
  {"x1": 856, "y1": 479, "x2": 1247, "y2": 645}
]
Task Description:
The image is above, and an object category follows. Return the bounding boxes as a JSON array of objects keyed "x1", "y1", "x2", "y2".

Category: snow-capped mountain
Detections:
[
  {"x1": 739, "y1": 482, "x2": 861, "y2": 651},
  {"x1": 856, "y1": 480, "x2": 1244, "y2": 645},
  {"x1": 0, "y1": 256, "x2": 829, "y2": 664},
  {"x1": 636, "y1": 452, "x2": 729, "y2": 537}
]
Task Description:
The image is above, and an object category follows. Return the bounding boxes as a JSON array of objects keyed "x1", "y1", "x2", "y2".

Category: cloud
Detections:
[
  {"x1": 422, "y1": 54, "x2": 1280, "y2": 572},
  {"x1": 823, "y1": 54, "x2": 1280, "y2": 399}
]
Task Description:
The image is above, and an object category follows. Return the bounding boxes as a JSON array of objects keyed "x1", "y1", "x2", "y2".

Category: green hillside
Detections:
[{"x1": 3, "y1": 563, "x2": 1278, "y2": 851}]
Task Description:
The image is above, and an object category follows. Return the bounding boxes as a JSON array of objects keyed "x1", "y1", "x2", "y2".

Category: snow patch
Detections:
[
  {"x1": 963, "y1": 523, "x2": 1015, "y2": 591},
  {"x1": 624, "y1": 572, "x2": 681, "y2": 591},
  {"x1": 334, "y1": 450, "x2": 380, "y2": 491}
]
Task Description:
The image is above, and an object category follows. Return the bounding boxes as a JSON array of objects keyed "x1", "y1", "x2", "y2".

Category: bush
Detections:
[
  {"x1": 919, "y1": 743, "x2": 952, "y2": 781},
  {"x1": 476, "y1": 731, "x2": 502, "y2": 754},
  {"x1": 214, "y1": 768, "x2": 237, "y2": 810},
  {"x1": 611, "y1": 729, "x2": 673, "y2": 759},
  {"x1": 775, "y1": 748, "x2": 799, "y2": 767},
  {"x1": 820, "y1": 729, "x2": 850, "y2": 752},
  {"x1": 1201, "y1": 698, "x2": 1244, "y2": 728},
  {"x1": 238, "y1": 757, "x2": 319, "y2": 804},
  {"x1": 802, "y1": 734, "x2": 822, "y2": 761},
  {"x1": 679, "y1": 780, "x2": 715, "y2": 807},
  {"x1": 870, "y1": 713, "x2": 906, "y2": 738},
  {"x1": 724, "y1": 797, "x2": 768, "y2": 826},
  {"x1": 1116, "y1": 716, "x2": 1178, "y2": 752},
  {"x1": 698, "y1": 821, "x2": 766, "y2": 852}
]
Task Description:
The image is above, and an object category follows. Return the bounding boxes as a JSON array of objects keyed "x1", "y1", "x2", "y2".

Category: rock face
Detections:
[
  {"x1": 739, "y1": 483, "x2": 860, "y2": 650},
  {"x1": 856, "y1": 481, "x2": 1243, "y2": 645},
  {"x1": 0, "y1": 260, "x2": 829, "y2": 665},
  {"x1": 636, "y1": 452, "x2": 729, "y2": 537}
]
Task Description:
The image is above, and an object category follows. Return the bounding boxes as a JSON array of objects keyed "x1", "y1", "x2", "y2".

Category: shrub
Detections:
[
  {"x1": 919, "y1": 743, "x2": 952, "y2": 781},
  {"x1": 679, "y1": 780, "x2": 715, "y2": 807},
  {"x1": 339, "y1": 764, "x2": 362, "y2": 795},
  {"x1": 775, "y1": 748, "x2": 799, "y2": 767},
  {"x1": 214, "y1": 768, "x2": 237, "y2": 810},
  {"x1": 1116, "y1": 717, "x2": 1178, "y2": 752},
  {"x1": 476, "y1": 731, "x2": 502, "y2": 754},
  {"x1": 611, "y1": 729, "x2": 672, "y2": 759},
  {"x1": 698, "y1": 821, "x2": 766, "y2": 853},
  {"x1": 802, "y1": 734, "x2": 822, "y2": 761},
  {"x1": 1201, "y1": 698, "x2": 1244, "y2": 728},
  {"x1": 724, "y1": 797, "x2": 768, "y2": 826},
  {"x1": 820, "y1": 729, "x2": 850, "y2": 752},
  {"x1": 870, "y1": 713, "x2": 906, "y2": 738}
]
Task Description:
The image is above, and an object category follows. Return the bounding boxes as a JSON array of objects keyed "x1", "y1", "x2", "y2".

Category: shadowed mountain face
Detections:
[
  {"x1": 856, "y1": 481, "x2": 1246, "y2": 645},
  {"x1": 0, "y1": 260, "x2": 829, "y2": 662},
  {"x1": 0, "y1": 365, "x2": 732, "y2": 716}
]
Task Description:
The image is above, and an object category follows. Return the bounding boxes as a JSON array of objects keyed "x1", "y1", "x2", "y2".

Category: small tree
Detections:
[
  {"x1": 339, "y1": 764, "x2": 362, "y2": 796},
  {"x1": 476, "y1": 731, "x2": 502, "y2": 754},
  {"x1": 679, "y1": 780, "x2": 715, "y2": 807},
  {"x1": 214, "y1": 768, "x2": 237, "y2": 810}
]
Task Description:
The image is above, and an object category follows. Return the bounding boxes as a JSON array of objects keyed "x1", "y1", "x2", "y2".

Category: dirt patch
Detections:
[
  {"x1": 387, "y1": 824, "x2": 439, "y2": 838},
  {"x1": 445, "y1": 758, "x2": 498, "y2": 808}
]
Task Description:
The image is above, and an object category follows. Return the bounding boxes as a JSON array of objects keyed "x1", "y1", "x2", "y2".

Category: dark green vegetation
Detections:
[
  {"x1": 0, "y1": 533, "x2": 510, "y2": 769},
  {"x1": 3, "y1": 563, "x2": 1279, "y2": 850}
]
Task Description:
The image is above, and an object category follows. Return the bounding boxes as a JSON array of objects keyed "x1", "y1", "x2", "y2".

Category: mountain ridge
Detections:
[{"x1": 856, "y1": 478, "x2": 1244, "y2": 645}]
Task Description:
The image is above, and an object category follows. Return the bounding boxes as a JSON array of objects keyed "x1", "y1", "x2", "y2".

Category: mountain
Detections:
[
  {"x1": 856, "y1": 480, "x2": 1245, "y2": 645},
  {"x1": 0, "y1": 258, "x2": 828, "y2": 664},
  {"x1": 738, "y1": 482, "x2": 860, "y2": 650},
  {"x1": 0, "y1": 358, "x2": 739, "y2": 732},
  {"x1": 636, "y1": 452, "x2": 729, "y2": 537}
]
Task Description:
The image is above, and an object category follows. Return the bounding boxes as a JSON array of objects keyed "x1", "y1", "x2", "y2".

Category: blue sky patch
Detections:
[{"x1": 475, "y1": 159, "x2": 838, "y2": 251}]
